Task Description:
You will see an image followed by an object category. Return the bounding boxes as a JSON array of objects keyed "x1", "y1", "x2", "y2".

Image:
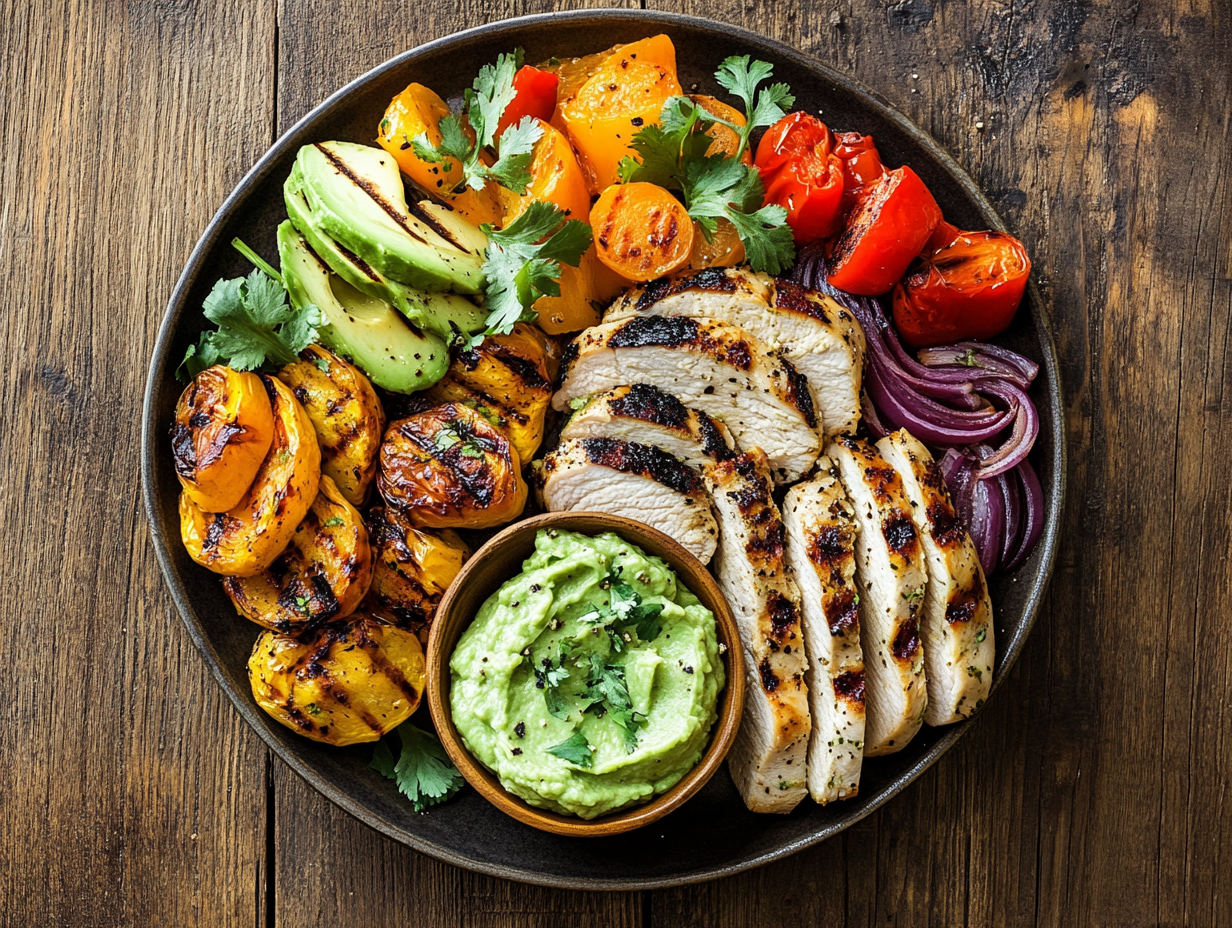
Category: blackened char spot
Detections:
[
  {"x1": 608, "y1": 315, "x2": 700, "y2": 349},
  {"x1": 883, "y1": 510, "x2": 918, "y2": 558},
  {"x1": 204, "y1": 513, "x2": 226, "y2": 551},
  {"x1": 781, "y1": 358, "x2": 817, "y2": 427},
  {"x1": 833, "y1": 670, "x2": 865, "y2": 705},
  {"x1": 808, "y1": 524, "x2": 852, "y2": 570},
  {"x1": 773, "y1": 278, "x2": 831, "y2": 323},
  {"x1": 724, "y1": 339, "x2": 753, "y2": 371},
  {"x1": 891, "y1": 616, "x2": 921, "y2": 661},
  {"x1": 635, "y1": 266, "x2": 736, "y2": 310},
  {"x1": 608, "y1": 383, "x2": 689, "y2": 430},
  {"x1": 456, "y1": 346, "x2": 549, "y2": 390},
  {"x1": 171, "y1": 423, "x2": 196, "y2": 478},
  {"x1": 928, "y1": 501, "x2": 964, "y2": 549},
  {"x1": 696, "y1": 413, "x2": 734, "y2": 461},
  {"x1": 759, "y1": 657, "x2": 779, "y2": 692},
  {"x1": 946, "y1": 571, "x2": 985, "y2": 625},
  {"x1": 579, "y1": 437, "x2": 702, "y2": 494},
  {"x1": 766, "y1": 591, "x2": 798, "y2": 639},
  {"x1": 826, "y1": 588, "x2": 859, "y2": 636}
]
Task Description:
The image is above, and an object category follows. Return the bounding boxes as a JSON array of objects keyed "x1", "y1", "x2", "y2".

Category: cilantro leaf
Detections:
[
  {"x1": 682, "y1": 154, "x2": 796, "y2": 274},
  {"x1": 409, "y1": 49, "x2": 538, "y2": 195},
  {"x1": 713, "y1": 55, "x2": 795, "y2": 158},
  {"x1": 626, "y1": 602, "x2": 664, "y2": 643},
  {"x1": 177, "y1": 270, "x2": 320, "y2": 381},
  {"x1": 476, "y1": 201, "x2": 592, "y2": 343},
  {"x1": 369, "y1": 724, "x2": 464, "y2": 812},
  {"x1": 582, "y1": 655, "x2": 645, "y2": 754},
  {"x1": 546, "y1": 731, "x2": 593, "y2": 768},
  {"x1": 533, "y1": 652, "x2": 573, "y2": 720}
]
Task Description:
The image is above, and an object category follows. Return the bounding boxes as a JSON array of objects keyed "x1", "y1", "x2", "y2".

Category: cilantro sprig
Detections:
[
  {"x1": 177, "y1": 269, "x2": 320, "y2": 381},
  {"x1": 617, "y1": 57, "x2": 797, "y2": 275},
  {"x1": 581, "y1": 654, "x2": 646, "y2": 753},
  {"x1": 475, "y1": 200, "x2": 592, "y2": 344},
  {"x1": 370, "y1": 723, "x2": 465, "y2": 812},
  {"x1": 546, "y1": 731, "x2": 593, "y2": 768},
  {"x1": 410, "y1": 49, "x2": 544, "y2": 195}
]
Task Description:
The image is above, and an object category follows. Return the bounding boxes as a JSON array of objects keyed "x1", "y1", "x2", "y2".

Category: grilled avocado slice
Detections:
[
  {"x1": 284, "y1": 164, "x2": 486, "y2": 341},
  {"x1": 293, "y1": 141, "x2": 485, "y2": 295},
  {"x1": 277, "y1": 220, "x2": 449, "y2": 394}
]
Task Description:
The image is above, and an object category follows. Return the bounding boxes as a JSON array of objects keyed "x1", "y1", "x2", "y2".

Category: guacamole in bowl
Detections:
[{"x1": 449, "y1": 529, "x2": 725, "y2": 819}]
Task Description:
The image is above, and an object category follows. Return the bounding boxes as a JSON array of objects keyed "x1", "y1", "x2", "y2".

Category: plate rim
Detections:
[{"x1": 140, "y1": 6, "x2": 1066, "y2": 891}]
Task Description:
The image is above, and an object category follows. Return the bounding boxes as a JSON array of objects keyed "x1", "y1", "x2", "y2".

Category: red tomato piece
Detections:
[
  {"x1": 891, "y1": 225, "x2": 1033, "y2": 347},
  {"x1": 495, "y1": 66, "x2": 561, "y2": 140},
  {"x1": 833, "y1": 131, "x2": 885, "y2": 213},
  {"x1": 826, "y1": 165, "x2": 942, "y2": 295},
  {"x1": 754, "y1": 112, "x2": 844, "y2": 243}
]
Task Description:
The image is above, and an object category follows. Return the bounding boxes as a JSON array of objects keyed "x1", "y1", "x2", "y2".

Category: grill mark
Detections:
[
  {"x1": 406, "y1": 199, "x2": 469, "y2": 253},
  {"x1": 759, "y1": 657, "x2": 779, "y2": 692},
  {"x1": 808, "y1": 523, "x2": 854, "y2": 570},
  {"x1": 724, "y1": 339, "x2": 753, "y2": 371},
  {"x1": 766, "y1": 592, "x2": 799, "y2": 639},
  {"x1": 883, "y1": 510, "x2": 919, "y2": 558},
  {"x1": 608, "y1": 315, "x2": 702, "y2": 349},
  {"x1": 578, "y1": 438, "x2": 701, "y2": 495},
  {"x1": 891, "y1": 616, "x2": 921, "y2": 661},
  {"x1": 314, "y1": 144, "x2": 436, "y2": 248},
  {"x1": 781, "y1": 358, "x2": 817, "y2": 427},
  {"x1": 329, "y1": 234, "x2": 383, "y2": 285},
  {"x1": 928, "y1": 500, "x2": 964, "y2": 549},
  {"x1": 695, "y1": 412, "x2": 734, "y2": 461},
  {"x1": 634, "y1": 266, "x2": 737, "y2": 309},
  {"x1": 300, "y1": 236, "x2": 431, "y2": 341},
  {"x1": 864, "y1": 465, "x2": 900, "y2": 504},
  {"x1": 608, "y1": 383, "x2": 689, "y2": 430},
  {"x1": 171, "y1": 423, "x2": 196, "y2": 477},
  {"x1": 394, "y1": 412, "x2": 501, "y2": 506},
  {"x1": 833, "y1": 670, "x2": 865, "y2": 706},
  {"x1": 204, "y1": 513, "x2": 227, "y2": 551},
  {"x1": 826, "y1": 587, "x2": 859, "y2": 636},
  {"x1": 772, "y1": 278, "x2": 832, "y2": 323},
  {"x1": 946, "y1": 572, "x2": 986, "y2": 625}
]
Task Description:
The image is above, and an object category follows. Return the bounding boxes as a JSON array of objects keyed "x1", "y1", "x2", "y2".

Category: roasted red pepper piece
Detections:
[
  {"x1": 826, "y1": 165, "x2": 942, "y2": 295},
  {"x1": 754, "y1": 112, "x2": 845, "y2": 243},
  {"x1": 495, "y1": 65, "x2": 561, "y2": 140},
  {"x1": 891, "y1": 222, "x2": 1033, "y2": 347}
]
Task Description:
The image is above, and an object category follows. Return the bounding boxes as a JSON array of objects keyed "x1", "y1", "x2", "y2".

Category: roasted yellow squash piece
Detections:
[
  {"x1": 173, "y1": 365, "x2": 275, "y2": 513},
  {"x1": 248, "y1": 613, "x2": 426, "y2": 746},
  {"x1": 422, "y1": 323, "x2": 553, "y2": 463},
  {"x1": 222, "y1": 475, "x2": 373, "y2": 632},
  {"x1": 180, "y1": 376, "x2": 321, "y2": 577},
  {"x1": 363, "y1": 505, "x2": 469, "y2": 643},
  {"x1": 277, "y1": 345, "x2": 385, "y2": 506},
  {"x1": 378, "y1": 402, "x2": 528, "y2": 529}
]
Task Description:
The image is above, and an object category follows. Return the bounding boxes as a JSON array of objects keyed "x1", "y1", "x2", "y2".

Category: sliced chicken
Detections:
[
  {"x1": 553, "y1": 316, "x2": 820, "y2": 483},
  {"x1": 533, "y1": 437, "x2": 718, "y2": 564},
  {"x1": 604, "y1": 267, "x2": 866, "y2": 437},
  {"x1": 704, "y1": 450, "x2": 810, "y2": 813},
  {"x1": 877, "y1": 429, "x2": 994, "y2": 724},
  {"x1": 783, "y1": 460, "x2": 866, "y2": 803},
  {"x1": 559, "y1": 383, "x2": 735, "y2": 471},
  {"x1": 829, "y1": 436, "x2": 928, "y2": 756}
]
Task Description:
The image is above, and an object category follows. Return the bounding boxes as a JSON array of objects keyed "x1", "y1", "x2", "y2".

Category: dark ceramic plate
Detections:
[{"x1": 141, "y1": 9, "x2": 1064, "y2": 890}]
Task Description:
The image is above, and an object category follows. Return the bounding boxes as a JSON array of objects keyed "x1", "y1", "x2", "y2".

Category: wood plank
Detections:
[
  {"x1": 0, "y1": 0, "x2": 276, "y2": 925},
  {"x1": 270, "y1": 2, "x2": 642, "y2": 925}
]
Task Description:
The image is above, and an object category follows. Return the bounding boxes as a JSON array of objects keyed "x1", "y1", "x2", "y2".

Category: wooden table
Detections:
[{"x1": 4, "y1": 1, "x2": 1229, "y2": 924}]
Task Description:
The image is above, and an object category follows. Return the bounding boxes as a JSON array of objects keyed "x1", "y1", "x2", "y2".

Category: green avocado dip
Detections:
[{"x1": 450, "y1": 529, "x2": 725, "y2": 819}]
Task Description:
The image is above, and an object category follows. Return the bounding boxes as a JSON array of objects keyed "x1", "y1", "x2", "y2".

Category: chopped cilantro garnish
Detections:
[
  {"x1": 546, "y1": 730, "x2": 593, "y2": 768},
  {"x1": 177, "y1": 270, "x2": 319, "y2": 381},
  {"x1": 369, "y1": 723, "x2": 464, "y2": 812},
  {"x1": 410, "y1": 49, "x2": 543, "y2": 195},
  {"x1": 617, "y1": 58, "x2": 796, "y2": 275},
  {"x1": 474, "y1": 201, "x2": 592, "y2": 344}
]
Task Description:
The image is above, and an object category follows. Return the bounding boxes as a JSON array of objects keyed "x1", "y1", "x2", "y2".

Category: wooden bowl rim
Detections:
[{"x1": 426, "y1": 511, "x2": 747, "y2": 837}]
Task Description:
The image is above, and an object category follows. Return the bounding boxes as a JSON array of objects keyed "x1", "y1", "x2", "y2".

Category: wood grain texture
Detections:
[
  {"x1": 3, "y1": 0, "x2": 1230, "y2": 925},
  {"x1": 0, "y1": 1, "x2": 276, "y2": 926}
]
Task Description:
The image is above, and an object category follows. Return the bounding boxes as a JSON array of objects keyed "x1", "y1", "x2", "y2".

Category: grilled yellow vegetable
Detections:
[
  {"x1": 180, "y1": 376, "x2": 321, "y2": 577},
  {"x1": 248, "y1": 614, "x2": 426, "y2": 746},
  {"x1": 277, "y1": 345, "x2": 385, "y2": 506},
  {"x1": 364, "y1": 505, "x2": 469, "y2": 643},
  {"x1": 173, "y1": 366, "x2": 275, "y2": 513},
  {"x1": 222, "y1": 475, "x2": 373, "y2": 632},
  {"x1": 377, "y1": 402, "x2": 528, "y2": 529},
  {"x1": 421, "y1": 324, "x2": 553, "y2": 463}
]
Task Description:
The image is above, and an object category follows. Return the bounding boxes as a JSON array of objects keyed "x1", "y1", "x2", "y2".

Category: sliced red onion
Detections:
[
  {"x1": 999, "y1": 467, "x2": 1021, "y2": 569},
  {"x1": 917, "y1": 344, "x2": 1037, "y2": 387},
  {"x1": 1003, "y1": 458, "x2": 1045, "y2": 571},
  {"x1": 968, "y1": 467, "x2": 1004, "y2": 575}
]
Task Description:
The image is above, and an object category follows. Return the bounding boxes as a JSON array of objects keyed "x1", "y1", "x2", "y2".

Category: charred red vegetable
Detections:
[{"x1": 754, "y1": 112, "x2": 845, "y2": 243}]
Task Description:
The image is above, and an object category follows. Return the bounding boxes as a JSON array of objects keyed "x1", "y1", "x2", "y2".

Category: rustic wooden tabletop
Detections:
[{"x1": 3, "y1": 0, "x2": 1230, "y2": 925}]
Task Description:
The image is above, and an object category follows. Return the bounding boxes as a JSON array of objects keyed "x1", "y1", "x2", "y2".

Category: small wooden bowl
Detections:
[{"x1": 427, "y1": 512, "x2": 745, "y2": 838}]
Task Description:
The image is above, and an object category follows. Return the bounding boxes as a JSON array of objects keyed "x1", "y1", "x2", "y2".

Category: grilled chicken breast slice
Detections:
[
  {"x1": 554, "y1": 316, "x2": 820, "y2": 483},
  {"x1": 603, "y1": 267, "x2": 866, "y2": 437},
  {"x1": 877, "y1": 430, "x2": 995, "y2": 724},
  {"x1": 783, "y1": 460, "x2": 866, "y2": 803},
  {"x1": 704, "y1": 450, "x2": 810, "y2": 813},
  {"x1": 559, "y1": 383, "x2": 736, "y2": 471},
  {"x1": 533, "y1": 437, "x2": 719, "y2": 564},
  {"x1": 829, "y1": 436, "x2": 928, "y2": 756}
]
